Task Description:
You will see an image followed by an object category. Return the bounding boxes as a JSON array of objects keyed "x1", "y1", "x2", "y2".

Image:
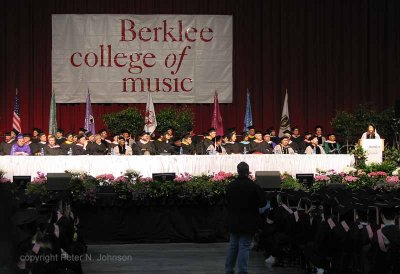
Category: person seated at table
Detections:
[
  {"x1": 120, "y1": 129, "x2": 135, "y2": 147},
  {"x1": 72, "y1": 134, "x2": 88, "y2": 155},
  {"x1": 263, "y1": 132, "x2": 276, "y2": 149},
  {"x1": 170, "y1": 136, "x2": 184, "y2": 155},
  {"x1": 154, "y1": 130, "x2": 174, "y2": 154},
  {"x1": 273, "y1": 136, "x2": 295, "y2": 154},
  {"x1": 181, "y1": 134, "x2": 195, "y2": 155},
  {"x1": 206, "y1": 135, "x2": 227, "y2": 155},
  {"x1": 98, "y1": 129, "x2": 111, "y2": 152},
  {"x1": 44, "y1": 135, "x2": 63, "y2": 155},
  {"x1": 267, "y1": 127, "x2": 280, "y2": 144},
  {"x1": 55, "y1": 128, "x2": 66, "y2": 145},
  {"x1": 361, "y1": 124, "x2": 381, "y2": 139},
  {"x1": 113, "y1": 136, "x2": 133, "y2": 155},
  {"x1": 305, "y1": 136, "x2": 326, "y2": 154},
  {"x1": 239, "y1": 132, "x2": 252, "y2": 154},
  {"x1": 34, "y1": 133, "x2": 47, "y2": 155},
  {"x1": 282, "y1": 130, "x2": 301, "y2": 153},
  {"x1": 88, "y1": 134, "x2": 108, "y2": 155},
  {"x1": 323, "y1": 133, "x2": 341, "y2": 154},
  {"x1": 31, "y1": 128, "x2": 42, "y2": 144},
  {"x1": 196, "y1": 128, "x2": 217, "y2": 155},
  {"x1": 10, "y1": 134, "x2": 31, "y2": 156},
  {"x1": 249, "y1": 131, "x2": 273, "y2": 154},
  {"x1": 297, "y1": 132, "x2": 312, "y2": 154},
  {"x1": 314, "y1": 125, "x2": 326, "y2": 145},
  {"x1": 78, "y1": 127, "x2": 87, "y2": 136},
  {"x1": 0, "y1": 131, "x2": 15, "y2": 155},
  {"x1": 224, "y1": 132, "x2": 242, "y2": 154},
  {"x1": 247, "y1": 126, "x2": 256, "y2": 142},
  {"x1": 61, "y1": 132, "x2": 74, "y2": 154},
  {"x1": 136, "y1": 131, "x2": 156, "y2": 155},
  {"x1": 23, "y1": 133, "x2": 37, "y2": 155},
  {"x1": 84, "y1": 132, "x2": 95, "y2": 151}
]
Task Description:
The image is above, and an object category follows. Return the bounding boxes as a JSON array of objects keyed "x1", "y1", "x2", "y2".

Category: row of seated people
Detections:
[
  {"x1": 256, "y1": 189, "x2": 400, "y2": 274},
  {"x1": 0, "y1": 126, "x2": 342, "y2": 156}
]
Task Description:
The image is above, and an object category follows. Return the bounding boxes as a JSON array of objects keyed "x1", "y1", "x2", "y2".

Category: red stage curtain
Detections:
[{"x1": 0, "y1": 0, "x2": 399, "y2": 136}]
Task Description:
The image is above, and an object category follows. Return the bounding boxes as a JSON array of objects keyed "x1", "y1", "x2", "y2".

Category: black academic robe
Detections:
[
  {"x1": 224, "y1": 142, "x2": 242, "y2": 154},
  {"x1": 61, "y1": 142, "x2": 74, "y2": 155},
  {"x1": 181, "y1": 143, "x2": 195, "y2": 155},
  {"x1": 0, "y1": 140, "x2": 15, "y2": 155},
  {"x1": 55, "y1": 137, "x2": 66, "y2": 146},
  {"x1": 87, "y1": 143, "x2": 108, "y2": 155},
  {"x1": 250, "y1": 141, "x2": 273, "y2": 154},
  {"x1": 72, "y1": 144, "x2": 88, "y2": 155},
  {"x1": 154, "y1": 140, "x2": 174, "y2": 154},
  {"x1": 136, "y1": 140, "x2": 156, "y2": 155},
  {"x1": 239, "y1": 142, "x2": 251, "y2": 154},
  {"x1": 44, "y1": 145, "x2": 63, "y2": 155},
  {"x1": 35, "y1": 142, "x2": 47, "y2": 155},
  {"x1": 196, "y1": 138, "x2": 213, "y2": 155}
]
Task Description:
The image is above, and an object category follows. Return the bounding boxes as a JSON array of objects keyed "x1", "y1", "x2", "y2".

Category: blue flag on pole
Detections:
[
  {"x1": 243, "y1": 89, "x2": 253, "y2": 132},
  {"x1": 85, "y1": 90, "x2": 96, "y2": 134}
]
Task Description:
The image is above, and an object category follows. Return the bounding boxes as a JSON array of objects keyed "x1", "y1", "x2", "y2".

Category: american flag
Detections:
[{"x1": 13, "y1": 89, "x2": 21, "y2": 133}]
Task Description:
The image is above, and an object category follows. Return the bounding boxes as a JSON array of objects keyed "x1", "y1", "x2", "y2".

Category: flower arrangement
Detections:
[
  {"x1": 26, "y1": 172, "x2": 48, "y2": 199},
  {"x1": 0, "y1": 169, "x2": 11, "y2": 183},
  {"x1": 95, "y1": 174, "x2": 115, "y2": 186},
  {"x1": 280, "y1": 173, "x2": 305, "y2": 190}
]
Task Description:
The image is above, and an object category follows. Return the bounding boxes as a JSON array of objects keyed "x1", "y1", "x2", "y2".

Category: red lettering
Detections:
[
  {"x1": 84, "y1": 52, "x2": 98, "y2": 67},
  {"x1": 70, "y1": 52, "x2": 82, "y2": 67},
  {"x1": 123, "y1": 77, "x2": 144, "y2": 92},
  {"x1": 163, "y1": 20, "x2": 177, "y2": 42},
  {"x1": 139, "y1": 27, "x2": 152, "y2": 42},
  {"x1": 162, "y1": 78, "x2": 172, "y2": 92},
  {"x1": 114, "y1": 53, "x2": 127, "y2": 67},
  {"x1": 143, "y1": 53, "x2": 156, "y2": 68},
  {"x1": 200, "y1": 28, "x2": 213, "y2": 42},
  {"x1": 181, "y1": 78, "x2": 193, "y2": 92},
  {"x1": 120, "y1": 19, "x2": 136, "y2": 41},
  {"x1": 185, "y1": 27, "x2": 197, "y2": 42}
]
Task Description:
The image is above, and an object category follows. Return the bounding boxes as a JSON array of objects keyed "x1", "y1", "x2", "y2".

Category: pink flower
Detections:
[
  {"x1": 113, "y1": 176, "x2": 128, "y2": 184},
  {"x1": 139, "y1": 177, "x2": 153, "y2": 183},
  {"x1": 386, "y1": 176, "x2": 399, "y2": 185},
  {"x1": 344, "y1": 175, "x2": 359, "y2": 183},
  {"x1": 32, "y1": 171, "x2": 47, "y2": 184},
  {"x1": 174, "y1": 173, "x2": 192, "y2": 183},
  {"x1": 368, "y1": 171, "x2": 387, "y2": 177},
  {"x1": 0, "y1": 177, "x2": 11, "y2": 183},
  {"x1": 211, "y1": 171, "x2": 234, "y2": 182},
  {"x1": 314, "y1": 175, "x2": 330, "y2": 182},
  {"x1": 96, "y1": 174, "x2": 115, "y2": 181}
]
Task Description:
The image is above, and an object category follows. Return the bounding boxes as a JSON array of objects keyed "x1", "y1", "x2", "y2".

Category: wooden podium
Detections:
[{"x1": 359, "y1": 139, "x2": 384, "y2": 164}]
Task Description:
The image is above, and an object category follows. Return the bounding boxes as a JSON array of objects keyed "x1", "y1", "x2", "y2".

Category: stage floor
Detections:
[{"x1": 82, "y1": 243, "x2": 303, "y2": 274}]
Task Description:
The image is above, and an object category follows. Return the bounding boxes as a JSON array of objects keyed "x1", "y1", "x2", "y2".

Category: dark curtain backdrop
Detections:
[{"x1": 0, "y1": 0, "x2": 399, "y2": 136}]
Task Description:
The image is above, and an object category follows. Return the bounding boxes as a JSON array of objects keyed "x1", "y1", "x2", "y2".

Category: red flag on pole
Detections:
[{"x1": 211, "y1": 91, "x2": 224, "y2": 136}]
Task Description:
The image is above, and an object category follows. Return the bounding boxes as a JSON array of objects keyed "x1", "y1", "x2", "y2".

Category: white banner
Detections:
[{"x1": 52, "y1": 14, "x2": 232, "y2": 103}]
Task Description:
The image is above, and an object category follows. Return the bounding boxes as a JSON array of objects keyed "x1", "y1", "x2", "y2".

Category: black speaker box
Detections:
[
  {"x1": 13, "y1": 176, "x2": 31, "y2": 190},
  {"x1": 47, "y1": 173, "x2": 72, "y2": 191},
  {"x1": 255, "y1": 171, "x2": 281, "y2": 190}
]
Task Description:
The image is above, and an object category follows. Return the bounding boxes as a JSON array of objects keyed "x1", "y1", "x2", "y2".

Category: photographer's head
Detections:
[{"x1": 237, "y1": 162, "x2": 250, "y2": 177}]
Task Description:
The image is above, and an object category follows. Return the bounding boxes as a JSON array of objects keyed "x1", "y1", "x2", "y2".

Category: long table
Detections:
[{"x1": 0, "y1": 154, "x2": 355, "y2": 180}]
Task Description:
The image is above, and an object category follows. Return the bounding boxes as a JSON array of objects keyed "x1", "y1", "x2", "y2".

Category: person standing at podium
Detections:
[{"x1": 361, "y1": 124, "x2": 381, "y2": 139}]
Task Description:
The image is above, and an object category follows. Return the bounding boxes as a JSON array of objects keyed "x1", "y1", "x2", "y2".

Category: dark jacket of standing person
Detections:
[{"x1": 226, "y1": 163, "x2": 266, "y2": 234}]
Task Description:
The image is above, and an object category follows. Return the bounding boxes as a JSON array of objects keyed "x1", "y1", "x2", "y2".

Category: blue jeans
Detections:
[{"x1": 225, "y1": 233, "x2": 252, "y2": 274}]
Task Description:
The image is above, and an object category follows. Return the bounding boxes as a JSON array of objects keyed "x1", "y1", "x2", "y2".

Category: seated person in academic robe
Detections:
[
  {"x1": 34, "y1": 133, "x2": 48, "y2": 155},
  {"x1": 171, "y1": 136, "x2": 184, "y2": 155},
  {"x1": 224, "y1": 132, "x2": 242, "y2": 154},
  {"x1": 181, "y1": 134, "x2": 195, "y2": 155},
  {"x1": 120, "y1": 129, "x2": 136, "y2": 147},
  {"x1": 0, "y1": 131, "x2": 15, "y2": 155},
  {"x1": 55, "y1": 128, "x2": 66, "y2": 146},
  {"x1": 267, "y1": 127, "x2": 280, "y2": 144},
  {"x1": 291, "y1": 126, "x2": 302, "y2": 145},
  {"x1": 113, "y1": 136, "x2": 133, "y2": 155},
  {"x1": 44, "y1": 135, "x2": 63, "y2": 155},
  {"x1": 314, "y1": 125, "x2": 326, "y2": 145},
  {"x1": 273, "y1": 136, "x2": 295, "y2": 154},
  {"x1": 196, "y1": 128, "x2": 217, "y2": 155},
  {"x1": 154, "y1": 130, "x2": 174, "y2": 154},
  {"x1": 136, "y1": 131, "x2": 156, "y2": 155},
  {"x1": 98, "y1": 129, "x2": 111, "y2": 153},
  {"x1": 72, "y1": 134, "x2": 88, "y2": 155},
  {"x1": 305, "y1": 136, "x2": 326, "y2": 154},
  {"x1": 323, "y1": 133, "x2": 341, "y2": 154},
  {"x1": 23, "y1": 133, "x2": 37, "y2": 155},
  {"x1": 249, "y1": 131, "x2": 273, "y2": 154},
  {"x1": 60, "y1": 133, "x2": 75, "y2": 154},
  {"x1": 247, "y1": 126, "x2": 256, "y2": 142},
  {"x1": 87, "y1": 134, "x2": 108, "y2": 155},
  {"x1": 361, "y1": 123, "x2": 381, "y2": 139},
  {"x1": 10, "y1": 134, "x2": 31, "y2": 155},
  {"x1": 297, "y1": 132, "x2": 312, "y2": 154},
  {"x1": 84, "y1": 132, "x2": 95, "y2": 151},
  {"x1": 263, "y1": 132, "x2": 277, "y2": 149},
  {"x1": 369, "y1": 205, "x2": 400, "y2": 274},
  {"x1": 31, "y1": 128, "x2": 42, "y2": 144},
  {"x1": 281, "y1": 130, "x2": 300, "y2": 153},
  {"x1": 239, "y1": 132, "x2": 251, "y2": 154},
  {"x1": 206, "y1": 135, "x2": 227, "y2": 154}
]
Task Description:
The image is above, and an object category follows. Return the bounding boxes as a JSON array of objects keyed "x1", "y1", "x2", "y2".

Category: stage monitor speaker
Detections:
[
  {"x1": 296, "y1": 173, "x2": 314, "y2": 188},
  {"x1": 152, "y1": 173, "x2": 176, "y2": 181},
  {"x1": 255, "y1": 171, "x2": 281, "y2": 190},
  {"x1": 47, "y1": 173, "x2": 72, "y2": 191},
  {"x1": 13, "y1": 176, "x2": 31, "y2": 190},
  {"x1": 395, "y1": 98, "x2": 400, "y2": 119}
]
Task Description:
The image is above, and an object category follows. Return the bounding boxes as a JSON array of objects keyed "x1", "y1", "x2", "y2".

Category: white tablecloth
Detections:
[{"x1": 0, "y1": 155, "x2": 355, "y2": 180}]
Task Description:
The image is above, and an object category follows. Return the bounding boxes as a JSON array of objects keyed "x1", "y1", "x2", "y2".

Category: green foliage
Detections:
[
  {"x1": 280, "y1": 173, "x2": 305, "y2": 190},
  {"x1": 103, "y1": 107, "x2": 144, "y2": 136},
  {"x1": 384, "y1": 147, "x2": 400, "y2": 166},
  {"x1": 351, "y1": 144, "x2": 367, "y2": 170},
  {"x1": 156, "y1": 106, "x2": 194, "y2": 137},
  {"x1": 332, "y1": 104, "x2": 397, "y2": 146},
  {"x1": 363, "y1": 161, "x2": 398, "y2": 174},
  {"x1": 26, "y1": 183, "x2": 48, "y2": 199}
]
